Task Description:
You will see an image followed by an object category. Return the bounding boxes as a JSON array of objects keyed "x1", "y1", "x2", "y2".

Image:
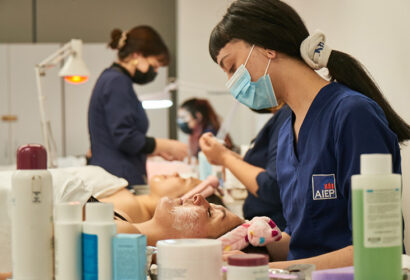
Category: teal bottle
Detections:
[{"x1": 352, "y1": 154, "x2": 402, "y2": 280}]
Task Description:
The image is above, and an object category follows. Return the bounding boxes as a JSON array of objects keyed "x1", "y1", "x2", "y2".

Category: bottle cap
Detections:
[
  {"x1": 360, "y1": 154, "x2": 392, "y2": 175},
  {"x1": 55, "y1": 202, "x2": 82, "y2": 222},
  {"x1": 16, "y1": 144, "x2": 47, "y2": 170},
  {"x1": 228, "y1": 253, "x2": 269, "y2": 267},
  {"x1": 85, "y1": 202, "x2": 114, "y2": 222}
]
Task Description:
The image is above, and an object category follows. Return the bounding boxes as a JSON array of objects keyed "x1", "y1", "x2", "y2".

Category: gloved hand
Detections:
[
  {"x1": 218, "y1": 216, "x2": 282, "y2": 252},
  {"x1": 199, "y1": 132, "x2": 230, "y2": 165}
]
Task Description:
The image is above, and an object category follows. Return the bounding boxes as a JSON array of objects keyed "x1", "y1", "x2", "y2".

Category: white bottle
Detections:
[
  {"x1": 83, "y1": 202, "x2": 116, "y2": 280},
  {"x1": 11, "y1": 144, "x2": 54, "y2": 280},
  {"x1": 54, "y1": 202, "x2": 83, "y2": 280}
]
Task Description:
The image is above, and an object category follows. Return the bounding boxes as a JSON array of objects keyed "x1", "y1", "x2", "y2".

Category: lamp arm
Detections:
[
  {"x1": 36, "y1": 41, "x2": 74, "y2": 72},
  {"x1": 34, "y1": 39, "x2": 85, "y2": 167},
  {"x1": 35, "y1": 65, "x2": 58, "y2": 167}
]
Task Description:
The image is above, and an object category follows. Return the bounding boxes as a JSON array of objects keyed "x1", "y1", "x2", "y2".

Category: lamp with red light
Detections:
[{"x1": 35, "y1": 39, "x2": 90, "y2": 167}]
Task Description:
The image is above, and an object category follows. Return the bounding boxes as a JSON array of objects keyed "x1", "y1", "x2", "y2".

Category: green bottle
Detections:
[{"x1": 352, "y1": 154, "x2": 402, "y2": 280}]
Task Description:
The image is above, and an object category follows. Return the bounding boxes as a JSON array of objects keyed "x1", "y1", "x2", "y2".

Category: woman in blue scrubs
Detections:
[
  {"x1": 207, "y1": 0, "x2": 410, "y2": 269},
  {"x1": 88, "y1": 26, "x2": 188, "y2": 187},
  {"x1": 200, "y1": 105, "x2": 291, "y2": 231}
]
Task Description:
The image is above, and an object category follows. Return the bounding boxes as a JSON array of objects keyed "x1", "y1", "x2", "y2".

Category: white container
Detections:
[
  {"x1": 0, "y1": 186, "x2": 12, "y2": 272},
  {"x1": 83, "y1": 202, "x2": 116, "y2": 280},
  {"x1": 54, "y1": 202, "x2": 83, "y2": 280},
  {"x1": 227, "y1": 254, "x2": 269, "y2": 280},
  {"x1": 157, "y1": 239, "x2": 222, "y2": 280},
  {"x1": 11, "y1": 144, "x2": 54, "y2": 280}
]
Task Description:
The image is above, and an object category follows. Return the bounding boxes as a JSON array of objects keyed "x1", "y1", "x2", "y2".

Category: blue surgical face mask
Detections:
[{"x1": 225, "y1": 45, "x2": 278, "y2": 110}]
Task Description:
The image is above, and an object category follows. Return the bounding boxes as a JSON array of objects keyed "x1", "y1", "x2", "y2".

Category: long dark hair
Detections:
[
  {"x1": 209, "y1": 0, "x2": 410, "y2": 143},
  {"x1": 181, "y1": 98, "x2": 234, "y2": 148},
  {"x1": 181, "y1": 98, "x2": 221, "y2": 131},
  {"x1": 109, "y1": 25, "x2": 170, "y2": 65}
]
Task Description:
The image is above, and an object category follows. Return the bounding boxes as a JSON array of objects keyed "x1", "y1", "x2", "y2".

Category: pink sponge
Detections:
[{"x1": 219, "y1": 216, "x2": 282, "y2": 251}]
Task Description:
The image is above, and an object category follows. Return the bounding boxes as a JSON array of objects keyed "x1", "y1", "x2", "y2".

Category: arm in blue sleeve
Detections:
[
  {"x1": 255, "y1": 170, "x2": 281, "y2": 203},
  {"x1": 334, "y1": 96, "x2": 401, "y2": 232},
  {"x1": 103, "y1": 76, "x2": 149, "y2": 156},
  {"x1": 255, "y1": 121, "x2": 281, "y2": 203}
]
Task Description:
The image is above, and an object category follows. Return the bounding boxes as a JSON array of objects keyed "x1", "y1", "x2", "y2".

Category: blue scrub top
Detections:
[
  {"x1": 88, "y1": 66, "x2": 150, "y2": 186},
  {"x1": 277, "y1": 82, "x2": 401, "y2": 260},
  {"x1": 243, "y1": 106, "x2": 291, "y2": 231}
]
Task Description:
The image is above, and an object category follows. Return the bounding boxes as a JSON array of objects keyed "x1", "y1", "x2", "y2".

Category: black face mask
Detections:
[
  {"x1": 132, "y1": 65, "x2": 157, "y2": 85},
  {"x1": 177, "y1": 120, "x2": 193, "y2": 134}
]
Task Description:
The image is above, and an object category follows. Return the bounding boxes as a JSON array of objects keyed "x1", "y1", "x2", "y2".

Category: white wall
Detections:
[
  {"x1": 0, "y1": 44, "x2": 62, "y2": 165},
  {"x1": 0, "y1": 45, "x2": 10, "y2": 163},
  {"x1": 177, "y1": 0, "x2": 410, "y2": 249},
  {"x1": 0, "y1": 43, "x2": 169, "y2": 164}
]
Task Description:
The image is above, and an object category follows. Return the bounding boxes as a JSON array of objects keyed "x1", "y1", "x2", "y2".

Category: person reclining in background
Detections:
[
  {"x1": 115, "y1": 194, "x2": 244, "y2": 246},
  {"x1": 53, "y1": 165, "x2": 224, "y2": 223},
  {"x1": 0, "y1": 194, "x2": 242, "y2": 280},
  {"x1": 99, "y1": 172, "x2": 221, "y2": 223}
]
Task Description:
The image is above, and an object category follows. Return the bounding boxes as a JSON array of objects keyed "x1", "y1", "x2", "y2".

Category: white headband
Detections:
[
  {"x1": 300, "y1": 30, "x2": 332, "y2": 70},
  {"x1": 117, "y1": 31, "x2": 127, "y2": 49}
]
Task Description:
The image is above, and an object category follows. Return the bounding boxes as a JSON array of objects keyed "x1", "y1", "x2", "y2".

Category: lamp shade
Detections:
[{"x1": 58, "y1": 39, "x2": 90, "y2": 84}]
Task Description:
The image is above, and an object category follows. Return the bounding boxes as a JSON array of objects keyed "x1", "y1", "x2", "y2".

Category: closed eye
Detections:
[{"x1": 207, "y1": 207, "x2": 212, "y2": 218}]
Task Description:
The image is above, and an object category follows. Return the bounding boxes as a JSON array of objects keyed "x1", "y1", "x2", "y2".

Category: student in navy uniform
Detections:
[
  {"x1": 88, "y1": 26, "x2": 188, "y2": 187},
  {"x1": 200, "y1": 105, "x2": 291, "y2": 231},
  {"x1": 207, "y1": 0, "x2": 410, "y2": 270},
  {"x1": 177, "y1": 98, "x2": 233, "y2": 157}
]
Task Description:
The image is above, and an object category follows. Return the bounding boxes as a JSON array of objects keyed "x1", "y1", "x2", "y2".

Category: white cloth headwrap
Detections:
[
  {"x1": 117, "y1": 31, "x2": 127, "y2": 49},
  {"x1": 300, "y1": 30, "x2": 332, "y2": 70}
]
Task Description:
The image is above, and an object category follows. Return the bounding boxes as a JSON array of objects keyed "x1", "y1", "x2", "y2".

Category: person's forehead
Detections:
[
  {"x1": 216, "y1": 40, "x2": 249, "y2": 65},
  {"x1": 177, "y1": 109, "x2": 191, "y2": 119}
]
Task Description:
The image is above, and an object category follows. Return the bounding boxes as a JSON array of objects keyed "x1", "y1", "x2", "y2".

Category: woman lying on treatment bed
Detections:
[
  {"x1": 99, "y1": 173, "x2": 205, "y2": 223},
  {"x1": 113, "y1": 194, "x2": 243, "y2": 246}
]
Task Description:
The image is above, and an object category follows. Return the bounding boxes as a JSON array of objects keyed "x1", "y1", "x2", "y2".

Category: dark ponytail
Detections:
[
  {"x1": 108, "y1": 26, "x2": 170, "y2": 66},
  {"x1": 209, "y1": 0, "x2": 410, "y2": 143},
  {"x1": 327, "y1": 51, "x2": 410, "y2": 142},
  {"x1": 108, "y1": 28, "x2": 122, "y2": 50}
]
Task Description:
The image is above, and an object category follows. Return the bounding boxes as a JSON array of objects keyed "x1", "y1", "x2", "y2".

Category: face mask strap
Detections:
[
  {"x1": 264, "y1": 58, "x2": 271, "y2": 76},
  {"x1": 244, "y1": 44, "x2": 255, "y2": 66}
]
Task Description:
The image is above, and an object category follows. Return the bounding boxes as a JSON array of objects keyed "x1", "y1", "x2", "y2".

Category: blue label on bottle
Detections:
[{"x1": 83, "y1": 233, "x2": 98, "y2": 280}]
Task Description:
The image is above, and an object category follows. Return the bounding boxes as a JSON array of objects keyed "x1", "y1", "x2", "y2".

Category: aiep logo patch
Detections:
[{"x1": 312, "y1": 174, "x2": 337, "y2": 200}]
